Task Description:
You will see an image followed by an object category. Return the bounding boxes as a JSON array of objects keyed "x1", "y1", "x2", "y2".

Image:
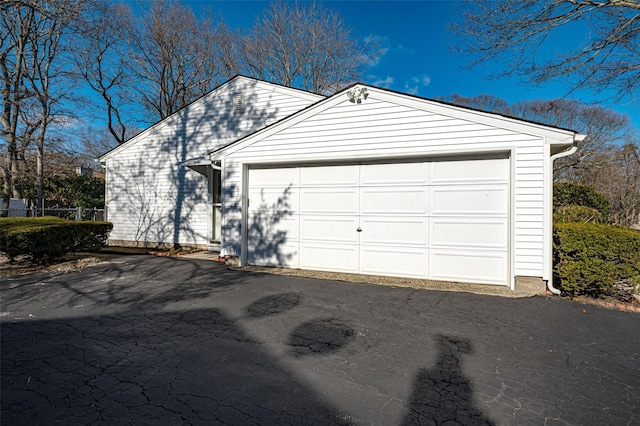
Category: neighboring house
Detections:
[
  {"x1": 5, "y1": 198, "x2": 27, "y2": 217},
  {"x1": 101, "y1": 76, "x2": 582, "y2": 291},
  {"x1": 75, "y1": 165, "x2": 105, "y2": 179}
]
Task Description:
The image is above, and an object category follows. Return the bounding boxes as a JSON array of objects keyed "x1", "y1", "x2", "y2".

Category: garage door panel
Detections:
[
  {"x1": 360, "y1": 246, "x2": 428, "y2": 278},
  {"x1": 249, "y1": 188, "x2": 299, "y2": 213},
  {"x1": 300, "y1": 216, "x2": 359, "y2": 243},
  {"x1": 429, "y1": 186, "x2": 508, "y2": 217},
  {"x1": 248, "y1": 242, "x2": 299, "y2": 268},
  {"x1": 430, "y1": 218, "x2": 507, "y2": 250},
  {"x1": 300, "y1": 187, "x2": 359, "y2": 214},
  {"x1": 360, "y1": 187, "x2": 428, "y2": 215},
  {"x1": 300, "y1": 165, "x2": 358, "y2": 187},
  {"x1": 248, "y1": 214, "x2": 299, "y2": 242},
  {"x1": 430, "y1": 157, "x2": 509, "y2": 185},
  {"x1": 249, "y1": 167, "x2": 299, "y2": 188},
  {"x1": 360, "y1": 162, "x2": 428, "y2": 186},
  {"x1": 300, "y1": 242, "x2": 358, "y2": 273},
  {"x1": 429, "y1": 250, "x2": 507, "y2": 285},
  {"x1": 248, "y1": 157, "x2": 510, "y2": 286},
  {"x1": 360, "y1": 216, "x2": 428, "y2": 246}
]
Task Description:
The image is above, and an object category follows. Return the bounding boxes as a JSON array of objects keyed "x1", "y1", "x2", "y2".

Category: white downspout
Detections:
[{"x1": 547, "y1": 137, "x2": 583, "y2": 294}]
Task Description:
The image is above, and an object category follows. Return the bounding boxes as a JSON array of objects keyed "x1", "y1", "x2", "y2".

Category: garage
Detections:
[
  {"x1": 212, "y1": 82, "x2": 581, "y2": 291},
  {"x1": 247, "y1": 156, "x2": 509, "y2": 285}
]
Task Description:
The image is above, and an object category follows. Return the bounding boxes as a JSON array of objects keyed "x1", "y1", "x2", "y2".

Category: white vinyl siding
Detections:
[
  {"x1": 104, "y1": 78, "x2": 321, "y2": 246},
  {"x1": 220, "y1": 157, "x2": 243, "y2": 252},
  {"x1": 105, "y1": 158, "x2": 209, "y2": 245},
  {"x1": 514, "y1": 145, "x2": 546, "y2": 276},
  {"x1": 221, "y1": 92, "x2": 558, "y2": 283},
  {"x1": 227, "y1": 99, "x2": 539, "y2": 160}
]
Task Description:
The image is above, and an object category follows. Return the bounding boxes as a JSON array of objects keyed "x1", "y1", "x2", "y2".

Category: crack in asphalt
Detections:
[{"x1": 2, "y1": 256, "x2": 638, "y2": 425}]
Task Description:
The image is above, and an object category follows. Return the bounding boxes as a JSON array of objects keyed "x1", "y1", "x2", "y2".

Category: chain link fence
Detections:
[{"x1": 1, "y1": 207, "x2": 105, "y2": 221}]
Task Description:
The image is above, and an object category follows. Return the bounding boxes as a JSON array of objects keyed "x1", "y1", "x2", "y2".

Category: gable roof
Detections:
[
  {"x1": 98, "y1": 75, "x2": 324, "y2": 162},
  {"x1": 209, "y1": 82, "x2": 580, "y2": 160}
]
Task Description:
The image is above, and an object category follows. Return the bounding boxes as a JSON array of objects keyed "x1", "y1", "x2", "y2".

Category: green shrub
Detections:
[
  {"x1": 0, "y1": 216, "x2": 112, "y2": 264},
  {"x1": 553, "y1": 223, "x2": 640, "y2": 298},
  {"x1": 553, "y1": 183, "x2": 610, "y2": 223},
  {"x1": 553, "y1": 205, "x2": 605, "y2": 224}
]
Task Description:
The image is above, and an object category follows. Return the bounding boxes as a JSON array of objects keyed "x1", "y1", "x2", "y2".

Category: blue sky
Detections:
[{"x1": 183, "y1": 0, "x2": 639, "y2": 128}]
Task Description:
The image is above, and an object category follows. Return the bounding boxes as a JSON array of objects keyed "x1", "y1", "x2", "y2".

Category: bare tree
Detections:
[
  {"x1": 581, "y1": 142, "x2": 640, "y2": 226},
  {"x1": 0, "y1": 0, "x2": 33, "y2": 214},
  {"x1": 241, "y1": 1, "x2": 380, "y2": 94},
  {"x1": 21, "y1": 0, "x2": 84, "y2": 209},
  {"x1": 74, "y1": 1, "x2": 133, "y2": 145},
  {"x1": 453, "y1": 0, "x2": 640, "y2": 102},
  {"x1": 78, "y1": 124, "x2": 142, "y2": 160},
  {"x1": 1, "y1": 0, "x2": 85, "y2": 211},
  {"x1": 129, "y1": 0, "x2": 238, "y2": 121}
]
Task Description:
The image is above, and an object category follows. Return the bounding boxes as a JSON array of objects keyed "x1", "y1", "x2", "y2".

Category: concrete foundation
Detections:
[
  {"x1": 224, "y1": 256, "x2": 240, "y2": 267},
  {"x1": 514, "y1": 276, "x2": 546, "y2": 294},
  {"x1": 108, "y1": 240, "x2": 208, "y2": 251}
]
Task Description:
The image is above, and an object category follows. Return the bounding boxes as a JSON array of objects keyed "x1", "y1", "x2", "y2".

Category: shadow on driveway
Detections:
[
  {"x1": 1, "y1": 255, "x2": 638, "y2": 425},
  {"x1": 1, "y1": 307, "x2": 353, "y2": 424}
]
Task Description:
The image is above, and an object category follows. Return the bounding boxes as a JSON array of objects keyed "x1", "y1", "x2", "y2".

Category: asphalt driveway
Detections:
[{"x1": 1, "y1": 255, "x2": 638, "y2": 425}]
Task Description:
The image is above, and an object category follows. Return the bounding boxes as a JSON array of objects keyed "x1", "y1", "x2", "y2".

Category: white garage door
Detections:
[{"x1": 247, "y1": 157, "x2": 509, "y2": 285}]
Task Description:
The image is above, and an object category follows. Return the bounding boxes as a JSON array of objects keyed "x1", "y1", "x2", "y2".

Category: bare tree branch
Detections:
[
  {"x1": 72, "y1": 1, "x2": 136, "y2": 146},
  {"x1": 452, "y1": 0, "x2": 640, "y2": 102},
  {"x1": 127, "y1": 0, "x2": 238, "y2": 121},
  {"x1": 1, "y1": 0, "x2": 85, "y2": 210},
  {"x1": 240, "y1": 1, "x2": 380, "y2": 94}
]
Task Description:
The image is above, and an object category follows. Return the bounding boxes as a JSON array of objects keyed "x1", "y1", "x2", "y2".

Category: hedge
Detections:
[
  {"x1": 553, "y1": 223, "x2": 640, "y2": 298},
  {"x1": 553, "y1": 205, "x2": 605, "y2": 224},
  {"x1": 0, "y1": 216, "x2": 113, "y2": 264},
  {"x1": 553, "y1": 183, "x2": 610, "y2": 223}
]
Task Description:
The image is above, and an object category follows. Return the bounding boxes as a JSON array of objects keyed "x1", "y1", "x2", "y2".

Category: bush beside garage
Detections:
[{"x1": 553, "y1": 183, "x2": 640, "y2": 302}]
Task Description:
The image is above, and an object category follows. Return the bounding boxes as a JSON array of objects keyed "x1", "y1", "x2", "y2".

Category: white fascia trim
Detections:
[
  {"x1": 240, "y1": 162, "x2": 250, "y2": 267},
  {"x1": 219, "y1": 156, "x2": 228, "y2": 257},
  {"x1": 509, "y1": 147, "x2": 516, "y2": 291},
  {"x1": 254, "y1": 80, "x2": 325, "y2": 102}
]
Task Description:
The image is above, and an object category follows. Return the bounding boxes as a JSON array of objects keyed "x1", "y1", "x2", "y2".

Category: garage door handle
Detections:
[{"x1": 357, "y1": 227, "x2": 362, "y2": 232}]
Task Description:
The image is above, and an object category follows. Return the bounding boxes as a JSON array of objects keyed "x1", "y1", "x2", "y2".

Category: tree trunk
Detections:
[
  {"x1": 1, "y1": 152, "x2": 12, "y2": 217},
  {"x1": 36, "y1": 120, "x2": 46, "y2": 210},
  {"x1": 10, "y1": 152, "x2": 22, "y2": 199}
]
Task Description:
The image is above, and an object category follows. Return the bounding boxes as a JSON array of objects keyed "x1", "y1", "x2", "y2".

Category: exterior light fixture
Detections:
[{"x1": 347, "y1": 87, "x2": 368, "y2": 104}]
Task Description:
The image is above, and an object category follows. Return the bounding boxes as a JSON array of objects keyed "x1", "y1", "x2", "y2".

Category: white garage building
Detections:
[{"x1": 101, "y1": 76, "x2": 581, "y2": 291}]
